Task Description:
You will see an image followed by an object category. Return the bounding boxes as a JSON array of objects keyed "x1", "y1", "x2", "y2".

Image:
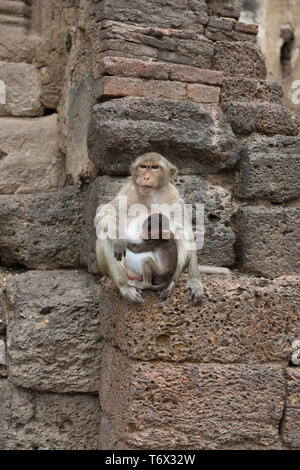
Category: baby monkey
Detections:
[{"x1": 127, "y1": 213, "x2": 178, "y2": 291}]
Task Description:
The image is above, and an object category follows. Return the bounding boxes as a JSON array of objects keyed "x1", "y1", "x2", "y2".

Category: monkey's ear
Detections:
[
  {"x1": 169, "y1": 164, "x2": 178, "y2": 181},
  {"x1": 130, "y1": 161, "x2": 136, "y2": 175}
]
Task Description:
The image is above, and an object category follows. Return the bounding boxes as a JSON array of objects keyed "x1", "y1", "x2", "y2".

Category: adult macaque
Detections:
[
  {"x1": 126, "y1": 213, "x2": 178, "y2": 292},
  {"x1": 94, "y1": 152, "x2": 230, "y2": 304}
]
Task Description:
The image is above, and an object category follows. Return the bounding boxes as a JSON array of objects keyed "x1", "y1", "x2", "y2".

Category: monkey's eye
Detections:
[
  {"x1": 152, "y1": 166, "x2": 160, "y2": 170},
  {"x1": 139, "y1": 165, "x2": 147, "y2": 169}
]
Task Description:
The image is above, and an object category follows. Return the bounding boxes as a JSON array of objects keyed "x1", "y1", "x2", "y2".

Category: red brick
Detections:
[
  {"x1": 98, "y1": 76, "x2": 187, "y2": 101},
  {"x1": 96, "y1": 57, "x2": 224, "y2": 87},
  {"x1": 169, "y1": 64, "x2": 224, "y2": 86},
  {"x1": 96, "y1": 57, "x2": 169, "y2": 80},
  {"x1": 187, "y1": 83, "x2": 220, "y2": 103},
  {"x1": 235, "y1": 22, "x2": 259, "y2": 35}
]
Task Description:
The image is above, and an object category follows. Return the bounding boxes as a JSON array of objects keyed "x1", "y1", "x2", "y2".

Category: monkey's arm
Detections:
[{"x1": 127, "y1": 240, "x2": 160, "y2": 253}]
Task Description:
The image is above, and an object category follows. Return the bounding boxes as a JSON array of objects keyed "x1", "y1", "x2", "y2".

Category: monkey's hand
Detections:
[
  {"x1": 113, "y1": 239, "x2": 127, "y2": 261},
  {"x1": 185, "y1": 279, "x2": 204, "y2": 305}
]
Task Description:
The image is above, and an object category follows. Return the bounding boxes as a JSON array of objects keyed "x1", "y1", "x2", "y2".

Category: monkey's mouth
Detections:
[{"x1": 141, "y1": 185, "x2": 154, "y2": 189}]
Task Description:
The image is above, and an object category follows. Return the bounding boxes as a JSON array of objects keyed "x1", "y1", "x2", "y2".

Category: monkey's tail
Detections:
[{"x1": 198, "y1": 265, "x2": 231, "y2": 275}]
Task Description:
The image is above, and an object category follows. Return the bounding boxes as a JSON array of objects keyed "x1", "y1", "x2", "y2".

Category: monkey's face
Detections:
[
  {"x1": 131, "y1": 153, "x2": 178, "y2": 194},
  {"x1": 134, "y1": 161, "x2": 164, "y2": 193}
]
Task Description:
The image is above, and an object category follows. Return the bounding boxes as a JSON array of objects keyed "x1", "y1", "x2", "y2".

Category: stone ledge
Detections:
[{"x1": 99, "y1": 274, "x2": 300, "y2": 364}]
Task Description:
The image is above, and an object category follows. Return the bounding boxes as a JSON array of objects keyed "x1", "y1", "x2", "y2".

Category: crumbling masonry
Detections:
[{"x1": 0, "y1": 0, "x2": 299, "y2": 450}]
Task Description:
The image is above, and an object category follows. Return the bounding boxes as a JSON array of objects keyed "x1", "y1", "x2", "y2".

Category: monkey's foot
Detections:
[
  {"x1": 120, "y1": 285, "x2": 144, "y2": 304},
  {"x1": 128, "y1": 280, "x2": 147, "y2": 290},
  {"x1": 158, "y1": 281, "x2": 175, "y2": 300},
  {"x1": 185, "y1": 279, "x2": 204, "y2": 305}
]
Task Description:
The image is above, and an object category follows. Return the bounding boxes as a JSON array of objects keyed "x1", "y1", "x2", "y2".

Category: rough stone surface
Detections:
[
  {"x1": 5, "y1": 270, "x2": 102, "y2": 393},
  {"x1": 32, "y1": 1, "x2": 80, "y2": 109},
  {"x1": 235, "y1": 135, "x2": 300, "y2": 203},
  {"x1": 206, "y1": 0, "x2": 240, "y2": 19},
  {"x1": 59, "y1": 76, "x2": 98, "y2": 186},
  {"x1": 95, "y1": 0, "x2": 209, "y2": 30},
  {"x1": 0, "y1": 114, "x2": 66, "y2": 194},
  {"x1": 99, "y1": 275, "x2": 300, "y2": 363},
  {"x1": 99, "y1": 344, "x2": 285, "y2": 450},
  {"x1": 0, "y1": 61, "x2": 43, "y2": 116},
  {"x1": 235, "y1": 207, "x2": 300, "y2": 278},
  {"x1": 0, "y1": 380, "x2": 100, "y2": 450},
  {"x1": 0, "y1": 379, "x2": 10, "y2": 449},
  {"x1": 212, "y1": 41, "x2": 267, "y2": 79},
  {"x1": 97, "y1": 20, "x2": 213, "y2": 69},
  {"x1": 88, "y1": 97, "x2": 240, "y2": 176},
  {"x1": 220, "y1": 76, "x2": 283, "y2": 107},
  {"x1": 281, "y1": 368, "x2": 300, "y2": 449},
  {"x1": 224, "y1": 102, "x2": 300, "y2": 136},
  {"x1": 0, "y1": 186, "x2": 84, "y2": 269}
]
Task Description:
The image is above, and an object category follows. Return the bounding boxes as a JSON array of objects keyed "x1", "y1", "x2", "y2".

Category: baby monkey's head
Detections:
[{"x1": 142, "y1": 213, "x2": 174, "y2": 241}]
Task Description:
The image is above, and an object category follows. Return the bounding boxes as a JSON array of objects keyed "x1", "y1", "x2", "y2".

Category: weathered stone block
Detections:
[
  {"x1": 99, "y1": 275, "x2": 299, "y2": 363},
  {"x1": 88, "y1": 97, "x2": 240, "y2": 176},
  {"x1": 206, "y1": 0, "x2": 240, "y2": 19},
  {"x1": 235, "y1": 135, "x2": 300, "y2": 202},
  {"x1": 5, "y1": 270, "x2": 102, "y2": 393},
  {"x1": 212, "y1": 41, "x2": 267, "y2": 79},
  {"x1": 281, "y1": 368, "x2": 300, "y2": 449},
  {"x1": 235, "y1": 22, "x2": 259, "y2": 35},
  {"x1": 0, "y1": 187, "x2": 84, "y2": 269},
  {"x1": 220, "y1": 77, "x2": 283, "y2": 107},
  {"x1": 1, "y1": 380, "x2": 100, "y2": 450},
  {"x1": 96, "y1": 0, "x2": 209, "y2": 30},
  {"x1": 0, "y1": 62, "x2": 43, "y2": 117},
  {"x1": 0, "y1": 379, "x2": 9, "y2": 449},
  {"x1": 224, "y1": 102, "x2": 299, "y2": 136},
  {"x1": 208, "y1": 17, "x2": 235, "y2": 31},
  {"x1": 235, "y1": 207, "x2": 300, "y2": 278},
  {"x1": 0, "y1": 114, "x2": 66, "y2": 194},
  {"x1": 99, "y1": 345, "x2": 285, "y2": 449},
  {"x1": 97, "y1": 20, "x2": 214, "y2": 69}
]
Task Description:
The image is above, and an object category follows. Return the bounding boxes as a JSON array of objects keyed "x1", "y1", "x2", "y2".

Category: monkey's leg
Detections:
[
  {"x1": 129, "y1": 259, "x2": 170, "y2": 292},
  {"x1": 185, "y1": 250, "x2": 204, "y2": 305},
  {"x1": 96, "y1": 238, "x2": 144, "y2": 303}
]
